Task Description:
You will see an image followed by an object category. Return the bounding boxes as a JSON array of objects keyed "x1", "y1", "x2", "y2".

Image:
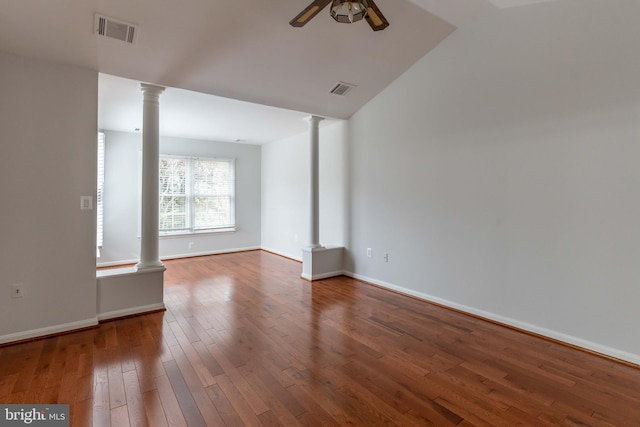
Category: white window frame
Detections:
[{"x1": 158, "y1": 155, "x2": 236, "y2": 236}]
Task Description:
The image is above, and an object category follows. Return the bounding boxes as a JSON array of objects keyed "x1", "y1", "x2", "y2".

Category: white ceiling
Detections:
[
  {"x1": 98, "y1": 73, "x2": 323, "y2": 145},
  {"x1": 0, "y1": 0, "x2": 557, "y2": 144}
]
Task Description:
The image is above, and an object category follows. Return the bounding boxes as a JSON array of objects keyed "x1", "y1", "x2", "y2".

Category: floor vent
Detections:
[
  {"x1": 330, "y1": 81, "x2": 356, "y2": 96},
  {"x1": 95, "y1": 14, "x2": 138, "y2": 45}
]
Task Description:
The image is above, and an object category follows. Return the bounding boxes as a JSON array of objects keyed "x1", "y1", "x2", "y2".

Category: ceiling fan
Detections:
[{"x1": 290, "y1": 0, "x2": 389, "y2": 31}]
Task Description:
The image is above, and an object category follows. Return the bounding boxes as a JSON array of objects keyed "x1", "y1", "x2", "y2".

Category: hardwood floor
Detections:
[{"x1": 1, "y1": 250, "x2": 640, "y2": 426}]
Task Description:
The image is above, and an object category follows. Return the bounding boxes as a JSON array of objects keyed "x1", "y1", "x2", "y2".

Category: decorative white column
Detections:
[
  {"x1": 137, "y1": 83, "x2": 165, "y2": 271},
  {"x1": 307, "y1": 115, "x2": 324, "y2": 250},
  {"x1": 301, "y1": 115, "x2": 343, "y2": 281}
]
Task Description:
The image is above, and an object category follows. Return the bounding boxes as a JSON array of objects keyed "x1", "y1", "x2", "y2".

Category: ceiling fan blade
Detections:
[
  {"x1": 289, "y1": 0, "x2": 332, "y2": 27},
  {"x1": 365, "y1": 0, "x2": 389, "y2": 31}
]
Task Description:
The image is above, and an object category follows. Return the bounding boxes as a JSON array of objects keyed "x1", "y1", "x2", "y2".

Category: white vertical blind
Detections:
[
  {"x1": 97, "y1": 132, "x2": 105, "y2": 252},
  {"x1": 159, "y1": 156, "x2": 188, "y2": 232},
  {"x1": 159, "y1": 155, "x2": 235, "y2": 234}
]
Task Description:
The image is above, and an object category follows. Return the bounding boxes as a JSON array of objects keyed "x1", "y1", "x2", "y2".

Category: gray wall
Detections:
[
  {"x1": 0, "y1": 52, "x2": 98, "y2": 340},
  {"x1": 347, "y1": 0, "x2": 640, "y2": 363},
  {"x1": 100, "y1": 130, "x2": 261, "y2": 265},
  {"x1": 262, "y1": 121, "x2": 348, "y2": 260}
]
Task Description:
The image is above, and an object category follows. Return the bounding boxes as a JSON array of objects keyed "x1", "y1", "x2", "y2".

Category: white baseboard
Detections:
[
  {"x1": 97, "y1": 247, "x2": 262, "y2": 267},
  {"x1": 261, "y1": 247, "x2": 303, "y2": 262},
  {"x1": 98, "y1": 303, "x2": 166, "y2": 322},
  {"x1": 344, "y1": 271, "x2": 640, "y2": 366},
  {"x1": 97, "y1": 258, "x2": 139, "y2": 268},
  {"x1": 301, "y1": 270, "x2": 345, "y2": 281},
  {"x1": 162, "y1": 246, "x2": 261, "y2": 261},
  {"x1": 0, "y1": 318, "x2": 98, "y2": 345}
]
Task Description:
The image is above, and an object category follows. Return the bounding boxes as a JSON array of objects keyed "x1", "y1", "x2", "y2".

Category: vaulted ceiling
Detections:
[{"x1": 0, "y1": 0, "x2": 557, "y2": 143}]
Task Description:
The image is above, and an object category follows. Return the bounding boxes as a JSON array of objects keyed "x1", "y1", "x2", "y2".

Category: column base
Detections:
[
  {"x1": 301, "y1": 246, "x2": 344, "y2": 281},
  {"x1": 135, "y1": 261, "x2": 165, "y2": 272}
]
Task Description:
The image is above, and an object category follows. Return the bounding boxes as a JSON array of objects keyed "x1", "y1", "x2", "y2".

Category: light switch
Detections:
[{"x1": 80, "y1": 196, "x2": 93, "y2": 210}]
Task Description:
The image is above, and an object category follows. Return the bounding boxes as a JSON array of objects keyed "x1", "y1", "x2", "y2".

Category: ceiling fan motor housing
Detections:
[{"x1": 331, "y1": 0, "x2": 369, "y2": 24}]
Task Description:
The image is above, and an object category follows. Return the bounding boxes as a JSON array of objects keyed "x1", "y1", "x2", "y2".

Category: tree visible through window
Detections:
[{"x1": 159, "y1": 156, "x2": 235, "y2": 234}]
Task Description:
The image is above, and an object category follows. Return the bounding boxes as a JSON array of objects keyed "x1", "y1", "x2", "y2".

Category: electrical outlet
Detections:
[
  {"x1": 11, "y1": 284, "x2": 24, "y2": 298},
  {"x1": 188, "y1": 241, "x2": 195, "y2": 249},
  {"x1": 80, "y1": 196, "x2": 93, "y2": 210},
  {"x1": 366, "y1": 248, "x2": 372, "y2": 258},
  {"x1": 384, "y1": 253, "x2": 389, "y2": 263}
]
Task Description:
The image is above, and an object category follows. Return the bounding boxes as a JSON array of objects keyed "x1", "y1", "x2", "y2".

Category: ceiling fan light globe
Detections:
[{"x1": 330, "y1": 0, "x2": 368, "y2": 24}]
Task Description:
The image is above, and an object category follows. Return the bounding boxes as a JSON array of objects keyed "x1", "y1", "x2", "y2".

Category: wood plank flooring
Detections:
[{"x1": 1, "y1": 250, "x2": 640, "y2": 426}]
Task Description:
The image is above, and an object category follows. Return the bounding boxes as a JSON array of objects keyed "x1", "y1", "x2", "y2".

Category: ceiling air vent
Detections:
[
  {"x1": 94, "y1": 14, "x2": 138, "y2": 45},
  {"x1": 330, "y1": 82, "x2": 356, "y2": 97}
]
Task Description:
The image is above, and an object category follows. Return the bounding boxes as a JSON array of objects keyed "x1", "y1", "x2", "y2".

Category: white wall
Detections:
[
  {"x1": 347, "y1": 0, "x2": 640, "y2": 363},
  {"x1": 99, "y1": 131, "x2": 261, "y2": 265},
  {"x1": 0, "y1": 52, "x2": 98, "y2": 340},
  {"x1": 262, "y1": 121, "x2": 348, "y2": 260}
]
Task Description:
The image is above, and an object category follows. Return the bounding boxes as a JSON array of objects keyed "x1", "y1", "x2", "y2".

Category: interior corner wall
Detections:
[
  {"x1": 0, "y1": 52, "x2": 98, "y2": 340},
  {"x1": 346, "y1": 0, "x2": 640, "y2": 364},
  {"x1": 99, "y1": 131, "x2": 261, "y2": 265},
  {"x1": 262, "y1": 121, "x2": 348, "y2": 260}
]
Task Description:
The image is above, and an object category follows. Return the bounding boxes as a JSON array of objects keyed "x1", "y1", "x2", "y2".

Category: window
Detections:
[
  {"x1": 159, "y1": 155, "x2": 235, "y2": 234},
  {"x1": 97, "y1": 132, "x2": 105, "y2": 255}
]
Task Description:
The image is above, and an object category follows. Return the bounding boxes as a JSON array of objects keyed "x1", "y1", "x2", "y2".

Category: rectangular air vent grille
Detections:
[
  {"x1": 330, "y1": 82, "x2": 356, "y2": 96},
  {"x1": 95, "y1": 14, "x2": 138, "y2": 45}
]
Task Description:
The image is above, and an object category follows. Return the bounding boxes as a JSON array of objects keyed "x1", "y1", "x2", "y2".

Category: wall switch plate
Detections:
[
  {"x1": 80, "y1": 196, "x2": 93, "y2": 210},
  {"x1": 11, "y1": 284, "x2": 24, "y2": 298}
]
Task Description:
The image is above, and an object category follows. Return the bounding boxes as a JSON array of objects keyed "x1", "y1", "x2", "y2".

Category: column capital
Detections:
[
  {"x1": 306, "y1": 115, "x2": 325, "y2": 125},
  {"x1": 140, "y1": 83, "x2": 165, "y2": 99}
]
